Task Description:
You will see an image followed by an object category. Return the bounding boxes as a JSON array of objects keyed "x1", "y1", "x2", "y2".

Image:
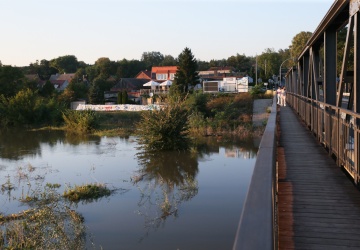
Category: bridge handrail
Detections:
[
  {"x1": 233, "y1": 95, "x2": 277, "y2": 250},
  {"x1": 290, "y1": 92, "x2": 360, "y2": 117},
  {"x1": 287, "y1": 92, "x2": 360, "y2": 181}
]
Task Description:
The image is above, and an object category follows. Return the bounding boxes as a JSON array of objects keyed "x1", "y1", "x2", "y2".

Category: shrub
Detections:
[
  {"x1": 185, "y1": 92, "x2": 209, "y2": 115},
  {"x1": 136, "y1": 100, "x2": 191, "y2": 151},
  {"x1": 0, "y1": 89, "x2": 65, "y2": 127},
  {"x1": 62, "y1": 109, "x2": 99, "y2": 133},
  {"x1": 186, "y1": 93, "x2": 253, "y2": 135}
]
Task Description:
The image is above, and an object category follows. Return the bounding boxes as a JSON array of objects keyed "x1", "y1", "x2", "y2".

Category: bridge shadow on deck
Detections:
[{"x1": 277, "y1": 106, "x2": 360, "y2": 250}]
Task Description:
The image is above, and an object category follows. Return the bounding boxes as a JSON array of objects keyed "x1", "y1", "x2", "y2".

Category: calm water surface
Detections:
[{"x1": 0, "y1": 129, "x2": 258, "y2": 250}]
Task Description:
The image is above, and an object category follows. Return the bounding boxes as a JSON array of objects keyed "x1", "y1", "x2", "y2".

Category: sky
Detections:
[{"x1": 0, "y1": 0, "x2": 335, "y2": 67}]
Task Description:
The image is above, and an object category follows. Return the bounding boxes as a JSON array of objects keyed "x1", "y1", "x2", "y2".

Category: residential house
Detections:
[
  {"x1": 105, "y1": 78, "x2": 149, "y2": 103},
  {"x1": 135, "y1": 70, "x2": 151, "y2": 80},
  {"x1": 24, "y1": 74, "x2": 46, "y2": 88},
  {"x1": 151, "y1": 66, "x2": 178, "y2": 81},
  {"x1": 104, "y1": 66, "x2": 178, "y2": 104},
  {"x1": 198, "y1": 66, "x2": 238, "y2": 81},
  {"x1": 51, "y1": 79, "x2": 68, "y2": 91},
  {"x1": 49, "y1": 73, "x2": 75, "y2": 91},
  {"x1": 51, "y1": 73, "x2": 76, "y2": 82}
]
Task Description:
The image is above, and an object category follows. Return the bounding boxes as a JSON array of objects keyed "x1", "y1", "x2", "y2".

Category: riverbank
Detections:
[{"x1": 32, "y1": 94, "x2": 273, "y2": 139}]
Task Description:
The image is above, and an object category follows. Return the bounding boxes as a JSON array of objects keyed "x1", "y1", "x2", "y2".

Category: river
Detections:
[{"x1": 0, "y1": 129, "x2": 258, "y2": 249}]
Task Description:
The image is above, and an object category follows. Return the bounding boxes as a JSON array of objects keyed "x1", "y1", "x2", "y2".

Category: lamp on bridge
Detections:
[{"x1": 279, "y1": 58, "x2": 296, "y2": 87}]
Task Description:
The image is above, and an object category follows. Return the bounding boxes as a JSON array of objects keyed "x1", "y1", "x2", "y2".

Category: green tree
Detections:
[
  {"x1": 122, "y1": 90, "x2": 128, "y2": 104},
  {"x1": 88, "y1": 82, "x2": 102, "y2": 104},
  {"x1": 2, "y1": 89, "x2": 40, "y2": 125},
  {"x1": 58, "y1": 88, "x2": 76, "y2": 107},
  {"x1": 40, "y1": 80, "x2": 55, "y2": 97},
  {"x1": 234, "y1": 53, "x2": 253, "y2": 73},
  {"x1": 337, "y1": 26, "x2": 353, "y2": 73},
  {"x1": 94, "y1": 57, "x2": 117, "y2": 79},
  {"x1": 161, "y1": 55, "x2": 178, "y2": 66},
  {"x1": 141, "y1": 51, "x2": 164, "y2": 70},
  {"x1": 117, "y1": 91, "x2": 122, "y2": 104},
  {"x1": 71, "y1": 68, "x2": 87, "y2": 84},
  {"x1": 38, "y1": 59, "x2": 58, "y2": 80},
  {"x1": 171, "y1": 47, "x2": 199, "y2": 94},
  {"x1": 88, "y1": 77, "x2": 114, "y2": 104},
  {"x1": 83, "y1": 65, "x2": 97, "y2": 83},
  {"x1": 50, "y1": 55, "x2": 79, "y2": 74},
  {"x1": 289, "y1": 31, "x2": 312, "y2": 59},
  {"x1": 257, "y1": 48, "x2": 282, "y2": 80},
  {"x1": 197, "y1": 60, "x2": 210, "y2": 71},
  {"x1": 209, "y1": 59, "x2": 227, "y2": 68},
  {"x1": 66, "y1": 82, "x2": 88, "y2": 100},
  {"x1": 116, "y1": 59, "x2": 146, "y2": 78},
  {"x1": 0, "y1": 65, "x2": 24, "y2": 97}
]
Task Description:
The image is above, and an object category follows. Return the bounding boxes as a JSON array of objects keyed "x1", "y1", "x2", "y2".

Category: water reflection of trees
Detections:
[
  {"x1": 0, "y1": 129, "x2": 101, "y2": 160},
  {"x1": 193, "y1": 136, "x2": 258, "y2": 159},
  {"x1": 133, "y1": 150, "x2": 199, "y2": 239}
]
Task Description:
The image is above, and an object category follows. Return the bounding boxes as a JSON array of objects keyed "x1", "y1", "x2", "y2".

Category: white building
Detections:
[{"x1": 203, "y1": 76, "x2": 253, "y2": 93}]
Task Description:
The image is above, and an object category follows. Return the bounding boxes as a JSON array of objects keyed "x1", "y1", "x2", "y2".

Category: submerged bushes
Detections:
[
  {"x1": 63, "y1": 183, "x2": 112, "y2": 202},
  {"x1": 136, "y1": 101, "x2": 191, "y2": 151},
  {"x1": 62, "y1": 109, "x2": 99, "y2": 133},
  {"x1": 186, "y1": 92, "x2": 254, "y2": 136},
  {"x1": 0, "y1": 183, "x2": 87, "y2": 249},
  {"x1": 136, "y1": 92, "x2": 257, "y2": 151}
]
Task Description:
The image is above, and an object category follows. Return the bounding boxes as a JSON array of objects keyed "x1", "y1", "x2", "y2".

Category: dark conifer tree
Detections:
[
  {"x1": 172, "y1": 47, "x2": 199, "y2": 93},
  {"x1": 122, "y1": 90, "x2": 128, "y2": 104}
]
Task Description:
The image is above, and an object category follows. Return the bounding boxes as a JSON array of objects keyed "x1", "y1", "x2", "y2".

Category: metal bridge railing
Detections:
[
  {"x1": 287, "y1": 93, "x2": 360, "y2": 183},
  {"x1": 233, "y1": 95, "x2": 277, "y2": 250}
]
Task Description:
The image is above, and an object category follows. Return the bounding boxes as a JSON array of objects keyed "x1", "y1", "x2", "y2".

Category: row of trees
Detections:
[
  {"x1": 6, "y1": 28, "x2": 350, "y2": 87},
  {"x1": 2, "y1": 29, "x2": 344, "y2": 128},
  {"x1": 19, "y1": 31, "x2": 319, "y2": 89}
]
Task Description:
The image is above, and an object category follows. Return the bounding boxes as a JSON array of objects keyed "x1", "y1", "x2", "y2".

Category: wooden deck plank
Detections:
[{"x1": 277, "y1": 106, "x2": 360, "y2": 249}]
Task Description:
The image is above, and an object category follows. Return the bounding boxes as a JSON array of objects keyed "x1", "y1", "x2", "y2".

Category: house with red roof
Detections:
[
  {"x1": 48, "y1": 73, "x2": 76, "y2": 91},
  {"x1": 151, "y1": 66, "x2": 178, "y2": 81},
  {"x1": 135, "y1": 70, "x2": 152, "y2": 80}
]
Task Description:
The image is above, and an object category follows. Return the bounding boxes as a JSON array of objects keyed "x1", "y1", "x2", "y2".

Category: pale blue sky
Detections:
[{"x1": 0, "y1": 0, "x2": 334, "y2": 66}]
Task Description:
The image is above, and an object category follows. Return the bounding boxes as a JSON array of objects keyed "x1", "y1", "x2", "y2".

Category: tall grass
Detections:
[{"x1": 0, "y1": 183, "x2": 87, "y2": 249}]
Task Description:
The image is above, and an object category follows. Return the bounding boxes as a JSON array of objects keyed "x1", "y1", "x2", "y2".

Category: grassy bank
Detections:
[
  {"x1": 38, "y1": 92, "x2": 272, "y2": 139},
  {"x1": 94, "y1": 111, "x2": 143, "y2": 137},
  {"x1": 90, "y1": 92, "x2": 271, "y2": 139}
]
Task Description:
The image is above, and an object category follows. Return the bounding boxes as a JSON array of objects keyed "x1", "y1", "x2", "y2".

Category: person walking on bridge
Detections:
[
  {"x1": 276, "y1": 86, "x2": 281, "y2": 105},
  {"x1": 281, "y1": 87, "x2": 286, "y2": 106}
]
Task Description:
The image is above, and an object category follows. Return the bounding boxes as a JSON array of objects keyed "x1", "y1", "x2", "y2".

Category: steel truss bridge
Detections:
[{"x1": 234, "y1": 1, "x2": 360, "y2": 249}]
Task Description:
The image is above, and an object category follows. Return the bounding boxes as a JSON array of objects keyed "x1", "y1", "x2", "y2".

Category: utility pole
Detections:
[{"x1": 255, "y1": 55, "x2": 258, "y2": 85}]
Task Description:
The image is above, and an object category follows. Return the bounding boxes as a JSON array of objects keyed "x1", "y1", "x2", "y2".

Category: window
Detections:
[
  {"x1": 169, "y1": 73, "x2": 175, "y2": 80},
  {"x1": 156, "y1": 74, "x2": 167, "y2": 80}
]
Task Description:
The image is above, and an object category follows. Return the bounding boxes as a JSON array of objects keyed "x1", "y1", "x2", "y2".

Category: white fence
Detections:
[{"x1": 76, "y1": 104, "x2": 161, "y2": 112}]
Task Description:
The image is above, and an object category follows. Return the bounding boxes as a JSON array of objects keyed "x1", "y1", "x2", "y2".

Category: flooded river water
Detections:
[{"x1": 0, "y1": 129, "x2": 258, "y2": 249}]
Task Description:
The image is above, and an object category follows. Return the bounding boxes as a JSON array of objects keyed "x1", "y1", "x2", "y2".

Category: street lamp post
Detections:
[{"x1": 279, "y1": 57, "x2": 295, "y2": 87}]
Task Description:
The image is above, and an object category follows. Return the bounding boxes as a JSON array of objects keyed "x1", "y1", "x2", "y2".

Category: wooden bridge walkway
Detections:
[{"x1": 277, "y1": 106, "x2": 360, "y2": 249}]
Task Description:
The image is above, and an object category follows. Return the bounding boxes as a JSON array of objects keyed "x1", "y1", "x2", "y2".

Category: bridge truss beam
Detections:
[{"x1": 286, "y1": 0, "x2": 360, "y2": 184}]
